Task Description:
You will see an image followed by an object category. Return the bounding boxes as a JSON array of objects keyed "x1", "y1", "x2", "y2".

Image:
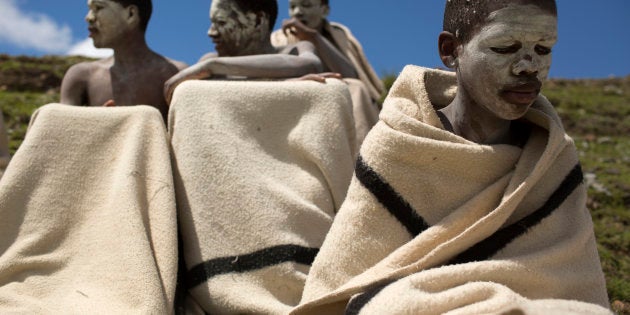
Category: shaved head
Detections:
[{"x1": 443, "y1": 0, "x2": 557, "y2": 43}]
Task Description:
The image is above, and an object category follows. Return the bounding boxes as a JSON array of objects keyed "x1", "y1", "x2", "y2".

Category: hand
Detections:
[
  {"x1": 289, "y1": 72, "x2": 342, "y2": 83},
  {"x1": 102, "y1": 99, "x2": 115, "y2": 107},
  {"x1": 282, "y1": 18, "x2": 318, "y2": 42}
]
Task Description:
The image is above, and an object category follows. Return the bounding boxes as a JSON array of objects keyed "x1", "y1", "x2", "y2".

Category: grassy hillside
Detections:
[{"x1": 0, "y1": 55, "x2": 628, "y2": 313}]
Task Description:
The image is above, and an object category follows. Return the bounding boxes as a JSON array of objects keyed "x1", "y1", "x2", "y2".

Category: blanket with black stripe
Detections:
[
  {"x1": 292, "y1": 66, "x2": 610, "y2": 314},
  {"x1": 168, "y1": 79, "x2": 356, "y2": 314}
]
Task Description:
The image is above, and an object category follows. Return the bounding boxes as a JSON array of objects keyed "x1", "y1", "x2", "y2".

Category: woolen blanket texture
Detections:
[
  {"x1": 169, "y1": 79, "x2": 356, "y2": 314},
  {"x1": 291, "y1": 66, "x2": 610, "y2": 315},
  {"x1": 0, "y1": 104, "x2": 178, "y2": 314}
]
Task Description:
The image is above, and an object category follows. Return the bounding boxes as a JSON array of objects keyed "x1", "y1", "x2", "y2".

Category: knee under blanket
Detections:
[
  {"x1": 168, "y1": 79, "x2": 356, "y2": 314},
  {"x1": 0, "y1": 104, "x2": 178, "y2": 314},
  {"x1": 291, "y1": 66, "x2": 610, "y2": 315}
]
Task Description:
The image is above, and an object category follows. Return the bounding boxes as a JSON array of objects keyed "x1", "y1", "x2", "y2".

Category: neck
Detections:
[
  {"x1": 111, "y1": 31, "x2": 153, "y2": 68},
  {"x1": 440, "y1": 93, "x2": 513, "y2": 145}
]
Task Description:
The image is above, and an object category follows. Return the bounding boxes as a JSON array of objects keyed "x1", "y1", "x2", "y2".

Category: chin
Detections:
[{"x1": 498, "y1": 106, "x2": 531, "y2": 121}]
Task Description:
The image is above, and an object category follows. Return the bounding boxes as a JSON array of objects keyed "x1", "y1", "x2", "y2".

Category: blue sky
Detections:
[{"x1": 1, "y1": 0, "x2": 628, "y2": 79}]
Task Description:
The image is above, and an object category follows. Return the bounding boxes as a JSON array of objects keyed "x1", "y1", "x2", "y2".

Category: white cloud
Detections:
[
  {"x1": 0, "y1": 0, "x2": 74, "y2": 53},
  {"x1": 67, "y1": 38, "x2": 113, "y2": 59}
]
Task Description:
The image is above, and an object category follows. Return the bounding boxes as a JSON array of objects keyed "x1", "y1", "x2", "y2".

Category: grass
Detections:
[{"x1": 0, "y1": 56, "x2": 628, "y2": 312}]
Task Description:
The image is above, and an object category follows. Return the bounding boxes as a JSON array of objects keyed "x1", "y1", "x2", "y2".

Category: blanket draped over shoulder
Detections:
[
  {"x1": 271, "y1": 21, "x2": 382, "y2": 149},
  {"x1": 0, "y1": 104, "x2": 178, "y2": 314},
  {"x1": 169, "y1": 79, "x2": 356, "y2": 314},
  {"x1": 291, "y1": 66, "x2": 611, "y2": 315}
]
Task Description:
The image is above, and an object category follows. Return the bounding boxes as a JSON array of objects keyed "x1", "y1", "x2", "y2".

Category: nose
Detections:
[
  {"x1": 290, "y1": 6, "x2": 303, "y2": 17},
  {"x1": 85, "y1": 10, "x2": 95, "y2": 23},
  {"x1": 208, "y1": 25, "x2": 218, "y2": 38},
  {"x1": 512, "y1": 54, "x2": 539, "y2": 76}
]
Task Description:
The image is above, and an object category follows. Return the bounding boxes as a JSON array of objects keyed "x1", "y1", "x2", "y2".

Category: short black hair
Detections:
[
  {"x1": 110, "y1": 0, "x2": 152, "y2": 31},
  {"x1": 232, "y1": 0, "x2": 278, "y2": 31},
  {"x1": 443, "y1": 0, "x2": 557, "y2": 43},
  {"x1": 320, "y1": 0, "x2": 329, "y2": 6}
]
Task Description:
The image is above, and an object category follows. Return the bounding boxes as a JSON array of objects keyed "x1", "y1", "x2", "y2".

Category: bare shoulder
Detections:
[{"x1": 62, "y1": 58, "x2": 111, "y2": 85}]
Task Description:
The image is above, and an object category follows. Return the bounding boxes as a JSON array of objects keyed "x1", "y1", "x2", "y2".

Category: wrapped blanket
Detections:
[
  {"x1": 292, "y1": 66, "x2": 610, "y2": 314},
  {"x1": 0, "y1": 104, "x2": 178, "y2": 313},
  {"x1": 169, "y1": 79, "x2": 356, "y2": 314}
]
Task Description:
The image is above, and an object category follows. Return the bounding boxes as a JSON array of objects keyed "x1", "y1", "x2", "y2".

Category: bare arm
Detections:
[
  {"x1": 282, "y1": 18, "x2": 357, "y2": 79},
  {"x1": 60, "y1": 63, "x2": 89, "y2": 105},
  {"x1": 164, "y1": 42, "x2": 323, "y2": 103}
]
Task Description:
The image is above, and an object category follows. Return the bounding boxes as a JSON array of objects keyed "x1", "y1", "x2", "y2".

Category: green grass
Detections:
[{"x1": 0, "y1": 91, "x2": 58, "y2": 153}]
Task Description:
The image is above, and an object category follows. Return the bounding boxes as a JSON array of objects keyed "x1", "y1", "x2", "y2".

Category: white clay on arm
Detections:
[
  {"x1": 202, "y1": 41, "x2": 323, "y2": 78},
  {"x1": 310, "y1": 33, "x2": 357, "y2": 78}
]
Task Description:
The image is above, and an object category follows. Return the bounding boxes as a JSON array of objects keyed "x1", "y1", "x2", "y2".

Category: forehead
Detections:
[
  {"x1": 478, "y1": 4, "x2": 557, "y2": 42},
  {"x1": 210, "y1": 0, "x2": 234, "y2": 16},
  {"x1": 88, "y1": 0, "x2": 114, "y2": 6},
  {"x1": 289, "y1": 0, "x2": 322, "y2": 6}
]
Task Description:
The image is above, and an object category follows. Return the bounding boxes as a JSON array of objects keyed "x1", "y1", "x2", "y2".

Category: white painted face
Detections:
[
  {"x1": 208, "y1": 0, "x2": 267, "y2": 56},
  {"x1": 288, "y1": 0, "x2": 328, "y2": 29},
  {"x1": 85, "y1": 0, "x2": 130, "y2": 48},
  {"x1": 456, "y1": 4, "x2": 558, "y2": 120}
]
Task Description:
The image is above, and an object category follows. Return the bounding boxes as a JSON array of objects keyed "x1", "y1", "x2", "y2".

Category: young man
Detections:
[
  {"x1": 271, "y1": 0, "x2": 384, "y2": 102},
  {"x1": 60, "y1": 0, "x2": 187, "y2": 120},
  {"x1": 163, "y1": 0, "x2": 323, "y2": 103},
  {"x1": 290, "y1": 1, "x2": 611, "y2": 314}
]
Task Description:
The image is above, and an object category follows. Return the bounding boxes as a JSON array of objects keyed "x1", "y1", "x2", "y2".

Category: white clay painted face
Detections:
[
  {"x1": 456, "y1": 4, "x2": 558, "y2": 120},
  {"x1": 288, "y1": 0, "x2": 328, "y2": 29},
  {"x1": 85, "y1": 0, "x2": 129, "y2": 48},
  {"x1": 208, "y1": 0, "x2": 265, "y2": 56}
]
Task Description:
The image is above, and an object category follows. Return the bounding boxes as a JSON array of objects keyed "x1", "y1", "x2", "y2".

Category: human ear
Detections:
[
  {"x1": 126, "y1": 5, "x2": 140, "y2": 28},
  {"x1": 438, "y1": 31, "x2": 459, "y2": 69},
  {"x1": 321, "y1": 5, "x2": 330, "y2": 18}
]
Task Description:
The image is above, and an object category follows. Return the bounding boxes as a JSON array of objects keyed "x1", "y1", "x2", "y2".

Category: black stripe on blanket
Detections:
[
  {"x1": 448, "y1": 164, "x2": 584, "y2": 265},
  {"x1": 345, "y1": 280, "x2": 394, "y2": 315},
  {"x1": 355, "y1": 155, "x2": 429, "y2": 236},
  {"x1": 186, "y1": 245, "x2": 319, "y2": 289}
]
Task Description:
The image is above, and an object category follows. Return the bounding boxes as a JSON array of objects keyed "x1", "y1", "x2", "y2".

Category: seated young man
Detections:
[
  {"x1": 60, "y1": 0, "x2": 187, "y2": 120},
  {"x1": 272, "y1": 0, "x2": 384, "y2": 102},
  {"x1": 290, "y1": 0, "x2": 611, "y2": 314},
  {"x1": 163, "y1": 0, "x2": 324, "y2": 103}
]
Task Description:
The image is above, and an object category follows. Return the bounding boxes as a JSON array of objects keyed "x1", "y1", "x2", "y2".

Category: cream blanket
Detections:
[
  {"x1": 292, "y1": 66, "x2": 611, "y2": 314},
  {"x1": 271, "y1": 21, "x2": 385, "y2": 101},
  {"x1": 0, "y1": 104, "x2": 178, "y2": 314},
  {"x1": 169, "y1": 79, "x2": 356, "y2": 314}
]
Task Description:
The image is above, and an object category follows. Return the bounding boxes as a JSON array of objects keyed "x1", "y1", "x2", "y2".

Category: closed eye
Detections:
[
  {"x1": 535, "y1": 45, "x2": 552, "y2": 55},
  {"x1": 491, "y1": 44, "x2": 521, "y2": 54}
]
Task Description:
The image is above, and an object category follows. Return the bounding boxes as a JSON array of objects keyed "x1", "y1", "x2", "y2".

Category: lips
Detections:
[
  {"x1": 501, "y1": 81, "x2": 542, "y2": 105},
  {"x1": 88, "y1": 26, "x2": 98, "y2": 38}
]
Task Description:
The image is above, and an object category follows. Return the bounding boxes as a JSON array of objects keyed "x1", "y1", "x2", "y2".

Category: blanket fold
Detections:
[
  {"x1": 0, "y1": 104, "x2": 178, "y2": 314},
  {"x1": 291, "y1": 66, "x2": 610, "y2": 315},
  {"x1": 169, "y1": 79, "x2": 356, "y2": 314}
]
